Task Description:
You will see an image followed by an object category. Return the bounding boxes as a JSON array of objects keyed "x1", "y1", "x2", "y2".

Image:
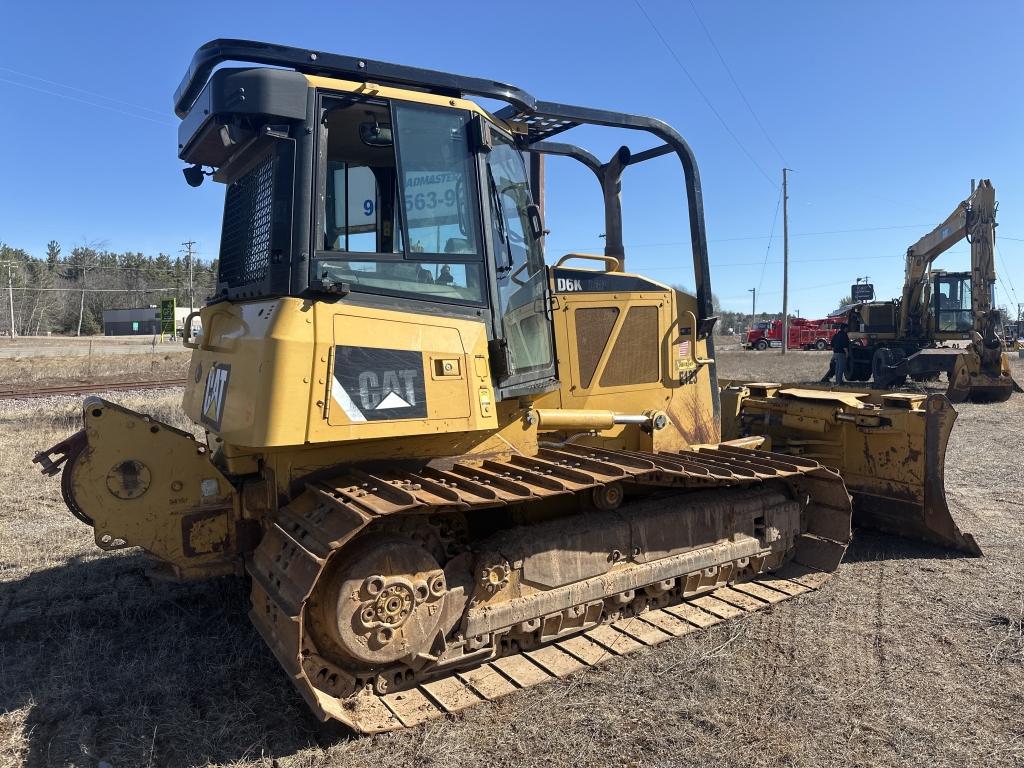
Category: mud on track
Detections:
[{"x1": 1, "y1": 361, "x2": 1022, "y2": 768}]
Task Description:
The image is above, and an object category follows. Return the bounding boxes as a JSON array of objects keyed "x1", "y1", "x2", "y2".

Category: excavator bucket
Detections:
[
  {"x1": 721, "y1": 383, "x2": 980, "y2": 555},
  {"x1": 946, "y1": 351, "x2": 1019, "y2": 404}
]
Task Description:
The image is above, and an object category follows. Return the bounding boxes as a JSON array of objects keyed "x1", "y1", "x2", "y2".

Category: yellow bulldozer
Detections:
[{"x1": 34, "y1": 40, "x2": 978, "y2": 733}]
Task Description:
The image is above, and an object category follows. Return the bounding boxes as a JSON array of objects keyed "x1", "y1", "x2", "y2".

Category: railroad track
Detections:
[{"x1": 0, "y1": 378, "x2": 188, "y2": 400}]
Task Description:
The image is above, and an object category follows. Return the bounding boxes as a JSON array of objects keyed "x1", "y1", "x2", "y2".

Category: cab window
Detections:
[
  {"x1": 315, "y1": 96, "x2": 485, "y2": 305},
  {"x1": 935, "y1": 274, "x2": 972, "y2": 332}
]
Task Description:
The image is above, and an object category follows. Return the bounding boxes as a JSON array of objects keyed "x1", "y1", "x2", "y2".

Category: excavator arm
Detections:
[
  {"x1": 899, "y1": 180, "x2": 996, "y2": 338},
  {"x1": 966, "y1": 181, "x2": 998, "y2": 316},
  {"x1": 962, "y1": 183, "x2": 1007, "y2": 371}
]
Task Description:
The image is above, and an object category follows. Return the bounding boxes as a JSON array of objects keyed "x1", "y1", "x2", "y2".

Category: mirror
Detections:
[
  {"x1": 359, "y1": 121, "x2": 393, "y2": 147},
  {"x1": 526, "y1": 203, "x2": 544, "y2": 240}
]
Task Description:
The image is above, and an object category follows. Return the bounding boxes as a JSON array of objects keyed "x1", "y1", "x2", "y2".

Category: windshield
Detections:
[
  {"x1": 935, "y1": 274, "x2": 972, "y2": 332},
  {"x1": 315, "y1": 97, "x2": 485, "y2": 305}
]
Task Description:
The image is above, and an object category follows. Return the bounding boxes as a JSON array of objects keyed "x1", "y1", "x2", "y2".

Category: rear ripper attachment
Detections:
[
  {"x1": 722, "y1": 383, "x2": 980, "y2": 555},
  {"x1": 248, "y1": 444, "x2": 851, "y2": 732},
  {"x1": 33, "y1": 397, "x2": 244, "y2": 581}
]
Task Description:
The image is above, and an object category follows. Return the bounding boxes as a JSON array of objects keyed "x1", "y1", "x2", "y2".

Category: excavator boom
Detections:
[{"x1": 899, "y1": 180, "x2": 996, "y2": 338}]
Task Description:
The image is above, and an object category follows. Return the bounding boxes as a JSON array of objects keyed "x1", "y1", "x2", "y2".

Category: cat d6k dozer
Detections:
[{"x1": 34, "y1": 40, "x2": 977, "y2": 733}]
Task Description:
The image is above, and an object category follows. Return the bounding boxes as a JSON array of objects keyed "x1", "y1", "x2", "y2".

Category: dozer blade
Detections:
[{"x1": 723, "y1": 383, "x2": 980, "y2": 555}]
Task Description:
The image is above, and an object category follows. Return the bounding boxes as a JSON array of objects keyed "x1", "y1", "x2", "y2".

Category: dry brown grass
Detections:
[
  {"x1": 0, "y1": 350, "x2": 190, "y2": 388},
  {"x1": 1, "y1": 358, "x2": 1022, "y2": 768}
]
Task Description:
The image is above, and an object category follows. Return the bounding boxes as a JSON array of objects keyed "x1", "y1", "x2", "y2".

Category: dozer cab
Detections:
[
  {"x1": 845, "y1": 180, "x2": 1019, "y2": 402},
  {"x1": 34, "y1": 40, "x2": 978, "y2": 733}
]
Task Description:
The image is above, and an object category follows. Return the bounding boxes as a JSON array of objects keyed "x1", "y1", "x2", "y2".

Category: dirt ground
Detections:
[{"x1": 1, "y1": 352, "x2": 1021, "y2": 768}]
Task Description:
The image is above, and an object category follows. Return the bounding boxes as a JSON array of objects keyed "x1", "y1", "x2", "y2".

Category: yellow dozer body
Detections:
[{"x1": 35, "y1": 40, "x2": 977, "y2": 733}]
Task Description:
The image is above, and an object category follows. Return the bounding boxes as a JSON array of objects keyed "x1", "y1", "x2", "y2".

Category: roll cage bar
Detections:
[{"x1": 176, "y1": 39, "x2": 716, "y2": 332}]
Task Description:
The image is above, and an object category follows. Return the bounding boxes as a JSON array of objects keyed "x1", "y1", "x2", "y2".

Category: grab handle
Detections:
[
  {"x1": 182, "y1": 310, "x2": 202, "y2": 349},
  {"x1": 554, "y1": 253, "x2": 621, "y2": 273}
]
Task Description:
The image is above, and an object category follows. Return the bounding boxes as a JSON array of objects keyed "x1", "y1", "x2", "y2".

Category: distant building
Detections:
[{"x1": 102, "y1": 305, "x2": 193, "y2": 336}]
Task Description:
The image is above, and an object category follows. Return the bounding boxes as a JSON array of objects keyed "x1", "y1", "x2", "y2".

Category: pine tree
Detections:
[{"x1": 46, "y1": 240, "x2": 61, "y2": 270}]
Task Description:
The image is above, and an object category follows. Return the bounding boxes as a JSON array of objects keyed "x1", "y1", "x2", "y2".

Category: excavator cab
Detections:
[{"x1": 933, "y1": 271, "x2": 973, "y2": 334}]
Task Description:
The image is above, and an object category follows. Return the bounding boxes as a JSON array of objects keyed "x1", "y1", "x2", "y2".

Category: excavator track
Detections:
[{"x1": 248, "y1": 444, "x2": 851, "y2": 733}]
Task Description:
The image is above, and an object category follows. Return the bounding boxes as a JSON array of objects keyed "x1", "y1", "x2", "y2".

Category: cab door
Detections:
[{"x1": 481, "y1": 126, "x2": 557, "y2": 396}]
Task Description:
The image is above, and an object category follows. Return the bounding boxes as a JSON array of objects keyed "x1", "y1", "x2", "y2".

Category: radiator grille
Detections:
[
  {"x1": 574, "y1": 307, "x2": 619, "y2": 389},
  {"x1": 600, "y1": 305, "x2": 660, "y2": 386},
  {"x1": 218, "y1": 153, "x2": 275, "y2": 287}
]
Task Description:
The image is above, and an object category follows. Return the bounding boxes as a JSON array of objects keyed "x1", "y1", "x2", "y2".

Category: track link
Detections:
[
  {"x1": 247, "y1": 444, "x2": 851, "y2": 733},
  {"x1": 357, "y1": 564, "x2": 829, "y2": 729}
]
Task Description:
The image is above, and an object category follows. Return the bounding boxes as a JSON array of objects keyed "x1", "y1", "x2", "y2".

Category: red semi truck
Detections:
[{"x1": 744, "y1": 317, "x2": 839, "y2": 351}]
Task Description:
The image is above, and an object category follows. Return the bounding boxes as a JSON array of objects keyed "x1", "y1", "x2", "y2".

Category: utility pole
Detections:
[
  {"x1": 781, "y1": 168, "x2": 790, "y2": 355},
  {"x1": 181, "y1": 240, "x2": 197, "y2": 313},
  {"x1": 5, "y1": 262, "x2": 15, "y2": 339},
  {"x1": 76, "y1": 273, "x2": 86, "y2": 337},
  {"x1": 748, "y1": 287, "x2": 756, "y2": 325}
]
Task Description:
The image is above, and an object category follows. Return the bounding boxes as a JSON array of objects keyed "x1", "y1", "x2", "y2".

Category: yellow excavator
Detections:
[
  {"x1": 844, "y1": 180, "x2": 1019, "y2": 402},
  {"x1": 34, "y1": 40, "x2": 978, "y2": 733}
]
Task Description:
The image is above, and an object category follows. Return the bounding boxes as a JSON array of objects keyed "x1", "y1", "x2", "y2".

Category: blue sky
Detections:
[{"x1": 1, "y1": 0, "x2": 1021, "y2": 318}]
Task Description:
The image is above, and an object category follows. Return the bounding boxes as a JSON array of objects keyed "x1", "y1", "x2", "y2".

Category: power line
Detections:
[
  {"x1": 755, "y1": 188, "x2": 783, "y2": 295},
  {"x1": 0, "y1": 261, "x2": 214, "y2": 274},
  {"x1": 547, "y1": 222, "x2": 933, "y2": 253},
  {"x1": 995, "y1": 243, "x2": 1019, "y2": 305},
  {"x1": 719, "y1": 278, "x2": 855, "y2": 305},
  {"x1": 746, "y1": 278, "x2": 853, "y2": 298},
  {"x1": 6, "y1": 286, "x2": 184, "y2": 293},
  {"x1": 997, "y1": 280, "x2": 1015, "y2": 311},
  {"x1": 632, "y1": 0, "x2": 778, "y2": 189},
  {"x1": 0, "y1": 64, "x2": 168, "y2": 117},
  {"x1": 712, "y1": 223, "x2": 932, "y2": 242},
  {"x1": 685, "y1": 0, "x2": 787, "y2": 164},
  {"x1": 0, "y1": 76, "x2": 175, "y2": 126},
  {"x1": 626, "y1": 253, "x2": 905, "y2": 272}
]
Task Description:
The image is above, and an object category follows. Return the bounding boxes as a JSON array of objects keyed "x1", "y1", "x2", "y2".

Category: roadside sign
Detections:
[
  {"x1": 160, "y1": 298, "x2": 176, "y2": 336},
  {"x1": 851, "y1": 283, "x2": 874, "y2": 302}
]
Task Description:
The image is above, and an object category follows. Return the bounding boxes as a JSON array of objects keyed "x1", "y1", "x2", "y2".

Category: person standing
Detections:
[{"x1": 830, "y1": 324, "x2": 851, "y2": 385}]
